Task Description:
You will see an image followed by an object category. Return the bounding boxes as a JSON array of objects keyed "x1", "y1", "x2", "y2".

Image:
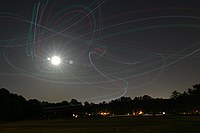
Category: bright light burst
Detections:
[{"x1": 50, "y1": 56, "x2": 61, "y2": 66}]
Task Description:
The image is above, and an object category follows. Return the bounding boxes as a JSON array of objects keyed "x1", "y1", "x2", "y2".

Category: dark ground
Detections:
[{"x1": 0, "y1": 116, "x2": 200, "y2": 133}]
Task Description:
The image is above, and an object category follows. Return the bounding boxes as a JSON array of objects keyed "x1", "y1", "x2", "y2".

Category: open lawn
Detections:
[{"x1": 0, "y1": 116, "x2": 200, "y2": 133}]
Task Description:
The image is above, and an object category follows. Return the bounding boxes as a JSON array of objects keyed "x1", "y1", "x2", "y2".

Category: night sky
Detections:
[{"x1": 0, "y1": 0, "x2": 200, "y2": 103}]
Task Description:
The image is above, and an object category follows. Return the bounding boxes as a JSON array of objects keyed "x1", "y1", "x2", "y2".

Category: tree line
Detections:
[{"x1": 0, "y1": 83, "x2": 200, "y2": 121}]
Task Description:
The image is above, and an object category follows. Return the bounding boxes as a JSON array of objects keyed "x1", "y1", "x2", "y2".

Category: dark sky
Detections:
[{"x1": 0, "y1": 0, "x2": 200, "y2": 103}]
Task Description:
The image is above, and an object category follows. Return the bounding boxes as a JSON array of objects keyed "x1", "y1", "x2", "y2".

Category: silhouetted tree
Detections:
[
  {"x1": 1, "y1": 83, "x2": 200, "y2": 121},
  {"x1": 170, "y1": 90, "x2": 181, "y2": 99},
  {"x1": 0, "y1": 88, "x2": 28, "y2": 120}
]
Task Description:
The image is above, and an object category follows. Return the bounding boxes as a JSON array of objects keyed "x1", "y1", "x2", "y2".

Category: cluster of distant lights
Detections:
[
  {"x1": 72, "y1": 111, "x2": 200, "y2": 119},
  {"x1": 72, "y1": 111, "x2": 167, "y2": 119},
  {"x1": 47, "y1": 56, "x2": 73, "y2": 66}
]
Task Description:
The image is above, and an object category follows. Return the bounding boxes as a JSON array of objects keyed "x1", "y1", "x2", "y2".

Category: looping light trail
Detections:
[{"x1": 0, "y1": 1, "x2": 200, "y2": 102}]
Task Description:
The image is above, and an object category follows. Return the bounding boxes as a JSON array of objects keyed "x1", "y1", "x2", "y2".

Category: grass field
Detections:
[{"x1": 0, "y1": 116, "x2": 200, "y2": 133}]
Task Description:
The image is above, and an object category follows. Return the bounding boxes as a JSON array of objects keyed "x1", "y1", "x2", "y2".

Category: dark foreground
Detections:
[{"x1": 0, "y1": 116, "x2": 200, "y2": 133}]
